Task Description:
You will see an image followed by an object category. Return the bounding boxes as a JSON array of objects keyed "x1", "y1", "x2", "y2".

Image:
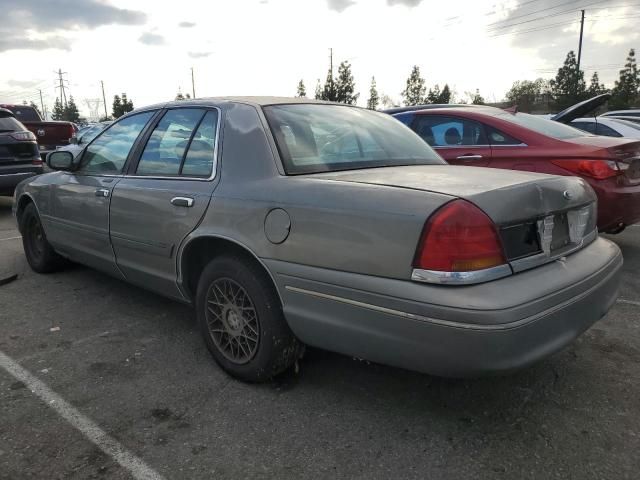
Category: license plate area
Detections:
[{"x1": 550, "y1": 213, "x2": 571, "y2": 251}]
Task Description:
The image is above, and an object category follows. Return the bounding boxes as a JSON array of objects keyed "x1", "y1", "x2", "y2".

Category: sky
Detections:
[{"x1": 0, "y1": 0, "x2": 637, "y2": 119}]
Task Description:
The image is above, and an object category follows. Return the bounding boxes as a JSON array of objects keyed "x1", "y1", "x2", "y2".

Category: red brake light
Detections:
[
  {"x1": 552, "y1": 159, "x2": 622, "y2": 180},
  {"x1": 414, "y1": 200, "x2": 506, "y2": 272}
]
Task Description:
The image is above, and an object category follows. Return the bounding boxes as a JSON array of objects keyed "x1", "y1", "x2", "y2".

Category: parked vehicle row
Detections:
[
  {"x1": 387, "y1": 100, "x2": 640, "y2": 234},
  {"x1": 13, "y1": 97, "x2": 622, "y2": 383},
  {"x1": 0, "y1": 107, "x2": 43, "y2": 196},
  {"x1": 0, "y1": 104, "x2": 76, "y2": 161}
]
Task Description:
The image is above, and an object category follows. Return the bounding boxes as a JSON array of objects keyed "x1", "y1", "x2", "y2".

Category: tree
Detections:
[
  {"x1": 112, "y1": 95, "x2": 123, "y2": 118},
  {"x1": 505, "y1": 78, "x2": 549, "y2": 112},
  {"x1": 439, "y1": 84, "x2": 451, "y2": 104},
  {"x1": 549, "y1": 50, "x2": 586, "y2": 110},
  {"x1": 426, "y1": 84, "x2": 440, "y2": 104},
  {"x1": 64, "y1": 96, "x2": 80, "y2": 122},
  {"x1": 401, "y1": 66, "x2": 426, "y2": 106},
  {"x1": 121, "y1": 93, "x2": 134, "y2": 114},
  {"x1": 367, "y1": 77, "x2": 379, "y2": 110},
  {"x1": 587, "y1": 72, "x2": 607, "y2": 96},
  {"x1": 175, "y1": 91, "x2": 185, "y2": 100},
  {"x1": 52, "y1": 97, "x2": 65, "y2": 120},
  {"x1": 610, "y1": 49, "x2": 640, "y2": 109},
  {"x1": 296, "y1": 80, "x2": 306, "y2": 97},
  {"x1": 335, "y1": 61, "x2": 359, "y2": 104},
  {"x1": 470, "y1": 89, "x2": 485, "y2": 105},
  {"x1": 314, "y1": 79, "x2": 323, "y2": 100},
  {"x1": 321, "y1": 68, "x2": 338, "y2": 102}
]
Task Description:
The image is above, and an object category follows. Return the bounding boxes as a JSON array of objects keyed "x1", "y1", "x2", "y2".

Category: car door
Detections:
[
  {"x1": 410, "y1": 114, "x2": 491, "y2": 166},
  {"x1": 484, "y1": 124, "x2": 536, "y2": 172},
  {"x1": 109, "y1": 107, "x2": 220, "y2": 299},
  {"x1": 46, "y1": 111, "x2": 156, "y2": 277}
]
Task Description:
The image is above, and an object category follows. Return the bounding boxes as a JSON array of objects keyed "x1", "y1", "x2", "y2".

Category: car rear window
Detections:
[
  {"x1": 263, "y1": 104, "x2": 444, "y2": 174},
  {"x1": 4, "y1": 106, "x2": 40, "y2": 122},
  {"x1": 0, "y1": 115, "x2": 24, "y2": 132},
  {"x1": 489, "y1": 111, "x2": 588, "y2": 140}
]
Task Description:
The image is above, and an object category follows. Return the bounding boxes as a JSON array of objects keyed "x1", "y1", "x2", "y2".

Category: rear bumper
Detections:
[
  {"x1": 0, "y1": 168, "x2": 42, "y2": 195},
  {"x1": 267, "y1": 237, "x2": 622, "y2": 377},
  {"x1": 591, "y1": 179, "x2": 640, "y2": 230}
]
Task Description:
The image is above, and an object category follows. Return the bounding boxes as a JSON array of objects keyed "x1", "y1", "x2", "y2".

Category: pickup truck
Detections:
[{"x1": 0, "y1": 104, "x2": 76, "y2": 161}]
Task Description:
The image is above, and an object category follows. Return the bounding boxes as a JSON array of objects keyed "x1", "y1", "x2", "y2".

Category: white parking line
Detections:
[
  {"x1": 0, "y1": 236, "x2": 21, "y2": 241},
  {"x1": 0, "y1": 350, "x2": 166, "y2": 480},
  {"x1": 617, "y1": 299, "x2": 640, "y2": 307}
]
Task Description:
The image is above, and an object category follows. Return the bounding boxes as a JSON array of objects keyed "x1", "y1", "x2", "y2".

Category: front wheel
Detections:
[
  {"x1": 196, "y1": 255, "x2": 301, "y2": 382},
  {"x1": 20, "y1": 203, "x2": 66, "y2": 273}
]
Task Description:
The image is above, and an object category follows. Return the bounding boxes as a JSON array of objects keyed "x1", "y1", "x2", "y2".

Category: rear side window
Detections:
[
  {"x1": 4, "y1": 106, "x2": 40, "y2": 122},
  {"x1": 181, "y1": 111, "x2": 218, "y2": 177},
  {"x1": 485, "y1": 126, "x2": 523, "y2": 145},
  {"x1": 0, "y1": 115, "x2": 24, "y2": 132},
  {"x1": 79, "y1": 112, "x2": 154, "y2": 174},
  {"x1": 412, "y1": 115, "x2": 488, "y2": 147}
]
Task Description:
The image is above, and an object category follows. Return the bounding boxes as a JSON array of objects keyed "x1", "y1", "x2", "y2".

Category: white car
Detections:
[
  {"x1": 600, "y1": 109, "x2": 640, "y2": 119},
  {"x1": 570, "y1": 117, "x2": 640, "y2": 138},
  {"x1": 56, "y1": 121, "x2": 111, "y2": 157}
]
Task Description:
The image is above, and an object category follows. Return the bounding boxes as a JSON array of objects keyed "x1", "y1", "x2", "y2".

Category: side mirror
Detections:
[
  {"x1": 69, "y1": 136, "x2": 78, "y2": 145},
  {"x1": 47, "y1": 151, "x2": 75, "y2": 171}
]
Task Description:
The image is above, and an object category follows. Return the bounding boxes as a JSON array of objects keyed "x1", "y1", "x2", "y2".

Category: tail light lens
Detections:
[
  {"x1": 414, "y1": 200, "x2": 506, "y2": 272},
  {"x1": 552, "y1": 159, "x2": 622, "y2": 180},
  {"x1": 10, "y1": 131, "x2": 37, "y2": 142}
]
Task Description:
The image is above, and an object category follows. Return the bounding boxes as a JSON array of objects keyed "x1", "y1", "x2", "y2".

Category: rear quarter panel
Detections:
[{"x1": 182, "y1": 102, "x2": 452, "y2": 282}]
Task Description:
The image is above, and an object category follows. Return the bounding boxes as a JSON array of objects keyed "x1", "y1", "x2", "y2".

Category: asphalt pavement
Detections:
[{"x1": 0, "y1": 195, "x2": 639, "y2": 479}]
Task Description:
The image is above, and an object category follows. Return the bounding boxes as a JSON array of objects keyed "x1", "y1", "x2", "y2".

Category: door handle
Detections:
[
  {"x1": 95, "y1": 188, "x2": 110, "y2": 197},
  {"x1": 456, "y1": 154, "x2": 483, "y2": 160},
  {"x1": 171, "y1": 196, "x2": 194, "y2": 207}
]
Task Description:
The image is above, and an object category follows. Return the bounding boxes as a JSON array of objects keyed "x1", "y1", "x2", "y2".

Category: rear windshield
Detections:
[
  {"x1": 4, "y1": 106, "x2": 40, "y2": 122},
  {"x1": 263, "y1": 104, "x2": 444, "y2": 174},
  {"x1": 0, "y1": 115, "x2": 24, "y2": 132},
  {"x1": 489, "y1": 111, "x2": 588, "y2": 140}
]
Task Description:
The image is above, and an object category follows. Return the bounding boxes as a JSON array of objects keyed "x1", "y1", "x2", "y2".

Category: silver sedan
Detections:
[{"x1": 13, "y1": 97, "x2": 622, "y2": 382}]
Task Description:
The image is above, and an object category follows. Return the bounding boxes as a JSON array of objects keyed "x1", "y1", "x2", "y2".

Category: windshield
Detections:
[
  {"x1": 263, "y1": 104, "x2": 444, "y2": 174},
  {"x1": 489, "y1": 111, "x2": 589, "y2": 140}
]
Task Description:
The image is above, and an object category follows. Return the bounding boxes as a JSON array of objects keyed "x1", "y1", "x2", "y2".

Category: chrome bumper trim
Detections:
[{"x1": 411, "y1": 264, "x2": 512, "y2": 285}]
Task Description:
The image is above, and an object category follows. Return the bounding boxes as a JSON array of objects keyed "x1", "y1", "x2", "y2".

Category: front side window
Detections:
[
  {"x1": 79, "y1": 112, "x2": 154, "y2": 174},
  {"x1": 412, "y1": 115, "x2": 488, "y2": 147},
  {"x1": 264, "y1": 104, "x2": 444, "y2": 174}
]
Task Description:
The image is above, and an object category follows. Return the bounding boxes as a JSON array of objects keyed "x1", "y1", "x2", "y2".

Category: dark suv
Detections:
[{"x1": 0, "y1": 108, "x2": 42, "y2": 196}]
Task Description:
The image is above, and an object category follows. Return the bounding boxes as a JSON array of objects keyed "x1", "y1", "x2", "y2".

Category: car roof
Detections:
[
  {"x1": 382, "y1": 104, "x2": 489, "y2": 115},
  {"x1": 137, "y1": 96, "x2": 343, "y2": 112},
  {"x1": 0, "y1": 107, "x2": 15, "y2": 117}
]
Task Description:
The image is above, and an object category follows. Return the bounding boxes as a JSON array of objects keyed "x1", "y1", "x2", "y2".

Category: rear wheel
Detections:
[
  {"x1": 20, "y1": 203, "x2": 66, "y2": 273},
  {"x1": 196, "y1": 255, "x2": 300, "y2": 382}
]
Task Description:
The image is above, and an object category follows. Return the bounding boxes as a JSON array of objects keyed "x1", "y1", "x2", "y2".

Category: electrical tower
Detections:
[
  {"x1": 54, "y1": 69, "x2": 69, "y2": 107},
  {"x1": 84, "y1": 98, "x2": 102, "y2": 122}
]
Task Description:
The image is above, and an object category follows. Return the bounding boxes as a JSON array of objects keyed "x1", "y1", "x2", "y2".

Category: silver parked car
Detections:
[{"x1": 13, "y1": 97, "x2": 622, "y2": 382}]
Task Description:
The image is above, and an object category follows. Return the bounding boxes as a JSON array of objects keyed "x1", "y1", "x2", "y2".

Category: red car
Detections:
[{"x1": 390, "y1": 102, "x2": 640, "y2": 233}]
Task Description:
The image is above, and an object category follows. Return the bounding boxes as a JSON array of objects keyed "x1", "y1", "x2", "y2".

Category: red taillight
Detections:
[
  {"x1": 414, "y1": 200, "x2": 506, "y2": 272},
  {"x1": 552, "y1": 159, "x2": 622, "y2": 180},
  {"x1": 32, "y1": 158, "x2": 42, "y2": 165}
]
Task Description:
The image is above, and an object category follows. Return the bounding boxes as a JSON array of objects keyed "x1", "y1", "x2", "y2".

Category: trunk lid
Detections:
[
  {"x1": 0, "y1": 133, "x2": 40, "y2": 165},
  {"x1": 552, "y1": 94, "x2": 611, "y2": 123},
  {"x1": 313, "y1": 165, "x2": 596, "y2": 225}
]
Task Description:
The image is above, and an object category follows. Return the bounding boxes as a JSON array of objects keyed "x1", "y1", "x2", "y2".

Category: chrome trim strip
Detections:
[
  {"x1": 510, "y1": 228, "x2": 597, "y2": 273},
  {"x1": 284, "y1": 263, "x2": 618, "y2": 330},
  {"x1": 411, "y1": 264, "x2": 512, "y2": 285},
  {"x1": 433, "y1": 143, "x2": 528, "y2": 149}
]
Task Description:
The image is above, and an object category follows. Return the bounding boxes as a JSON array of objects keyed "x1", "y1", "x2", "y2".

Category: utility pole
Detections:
[
  {"x1": 191, "y1": 67, "x2": 196, "y2": 99},
  {"x1": 329, "y1": 48, "x2": 333, "y2": 80},
  {"x1": 101, "y1": 80, "x2": 108, "y2": 119},
  {"x1": 55, "y1": 68, "x2": 68, "y2": 108},
  {"x1": 38, "y1": 89, "x2": 45, "y2": 118},
  {"x1": 577, "y1": 9, "x2": 585, "y2": 73}
]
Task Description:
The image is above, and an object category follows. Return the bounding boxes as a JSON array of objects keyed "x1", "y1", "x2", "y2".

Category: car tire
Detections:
[
  {"x1": 196, "y1": 254, "x2": 301, "y2": 382},
  {"x1": 20, "y1": 203, "x2": 66, "y2": 273}
]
